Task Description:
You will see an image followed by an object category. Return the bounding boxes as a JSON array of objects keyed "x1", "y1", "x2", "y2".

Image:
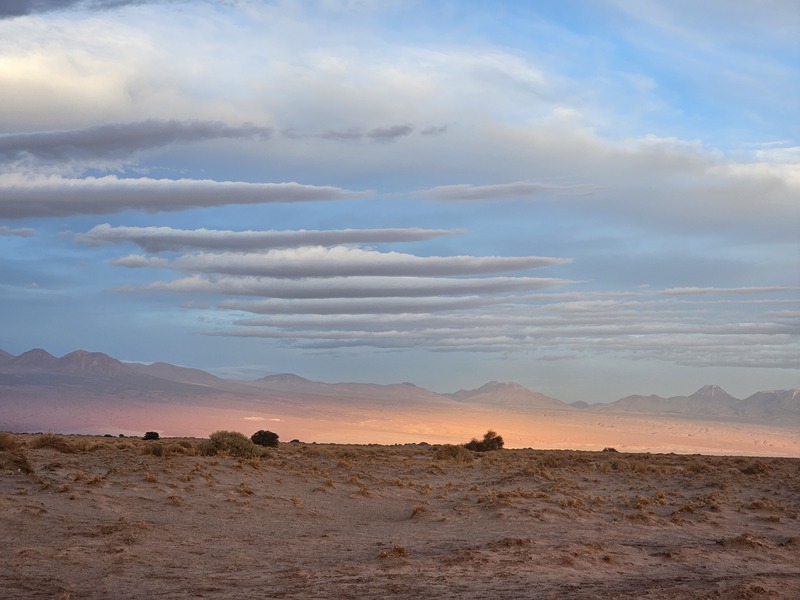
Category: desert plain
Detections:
[{"x1": 1, "y1": 432, "x2": 799, "y2": 599}]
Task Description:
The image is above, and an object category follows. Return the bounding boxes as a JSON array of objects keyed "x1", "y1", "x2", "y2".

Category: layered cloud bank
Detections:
[{"x1": 0, "y1": 0, "x2": 798, "y2": 401}]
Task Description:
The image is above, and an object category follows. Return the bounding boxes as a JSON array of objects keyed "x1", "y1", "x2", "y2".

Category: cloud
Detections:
[
  {"x1": 291, "y1": 123, "x2": 414, "y2": 143},
  {"x1": 76, "y1": 223, "x2": 464, "y2": 252},
  {"x1": 0, "y1": 225, "x2": 35, "y2": 237},
  {"x1": 0, "y1": 174, "x2": 366, "y2": 218},
  {"x1": 110, "y1": 254, "x2": 169, "y2": 268},
  {"x1": 366, "y1": 124, "x2": 414, "y2": 142},
  {"x1": 220, "y1": 296, "x2": 508, "y2": 315},
  {"x1": 418, "y1": 181, "x2": 599, "y2": 201},
  {"x1": 0, "y1": 120, "x2": 271, "y2": 162},
  {"x1": 215, "y1": 288, "x2": 800, "y2": 362},
  {"x1": 131, "y1": 274, "x2": 569, "y2": 298},
  {"x1": 0, "y1": 0, "x2": 153, "y2": 18},
  {"x1": 663, "y1": 286, "x2": 798, "y2": 296},
  {"x1": 420, "y1": 125, "x2": 448, "y2": 136},
  {"x1": 143, "y1": 247, "x2": 572, "y2": 278}
]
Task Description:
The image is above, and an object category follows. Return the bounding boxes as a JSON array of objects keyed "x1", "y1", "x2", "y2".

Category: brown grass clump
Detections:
[
  {"x1": 378, "y1": 545, "x2": 409, "y2": 558},
  {"x1": 0, "y1": 431, "x2": 19, "y2": 451},
  {"x1": 29, "y1": 433, "x2": 78, "y2": 453},
  {"x1": 435, "y1": 444, "x2": 474, "y2": 463}
]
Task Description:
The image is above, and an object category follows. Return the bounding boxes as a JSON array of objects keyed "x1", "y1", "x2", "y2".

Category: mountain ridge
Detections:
[{"x1": 0, "y1": 348, "x2": 796, "y2": 425}]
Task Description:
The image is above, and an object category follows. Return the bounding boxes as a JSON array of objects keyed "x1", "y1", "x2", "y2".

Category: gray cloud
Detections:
[
  {"x1": 663, "y1": 286, "x2": 798, "y2": 296},
  {"x1": 0, "y1": 225, "x2": 35, "y2": 237},
  {"x1": 219, "y1": 296, "x2": 505, "y2": 315},
  {"x1": 287, "y1": 124, "x2": 415, "y2": 143},
  {"x1": 366, "y1": 124, "x2": 414, "y2": 142},
  {"x1": 0, "y1": 0, "x2": 152, "y2": 18},
  {"x1": 131, "y1": 274, "x2": 568, "y2": 298},
  {"x1": 0, "y1": 174, "x2": 366, "y2": 219},
  {"x1": 217, "y1": 294, "x2": 800, "y2": 359},
  {"x1": 418, "y1": 181, "x2": 599, "y2": 201},
  {"x1": 77, "y1": 223, "x2": 464, "y2": 252},
  {"x1": 420, "y1": 125, "x2": 448, "y2": 136},
  {"x1": 318, "y1": 128, "x2": 364, "y2": 141},
  {"x1": 136, "y1": 247, "x2": 572, "y2": 278},
  {"x1": 0, "y1": 120, "x2": 271, "y2": 162}
]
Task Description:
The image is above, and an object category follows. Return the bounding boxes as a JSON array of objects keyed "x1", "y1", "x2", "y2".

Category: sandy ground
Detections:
[{"x1": 1, "y1": 434, "x2": 799, "y2": 599}]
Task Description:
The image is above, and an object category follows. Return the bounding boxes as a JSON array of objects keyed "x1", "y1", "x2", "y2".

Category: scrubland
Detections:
[{"x1": 1, "y1": 432, "x2": 799, "y2": 599}]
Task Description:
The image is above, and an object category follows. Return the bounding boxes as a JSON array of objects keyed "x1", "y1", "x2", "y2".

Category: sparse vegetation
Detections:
[
  {"x1": 197, "y1": 431, "x2": 265, "y2": 459},
  {"x1": 29, "y1": 433, "x2": 77, "y2": 454},
  {"x1": 435, "y1": 444, "x2": 474, "y2": 463},
  {"x1": 0, "y1": 432, "x2": 19, "y2": 451},
  {"x1": 464, "y1": 430, "x2": 504, "y2": 452},
  {"x1": 251, "y1": 430, "x2": 280, "y2": 448}
]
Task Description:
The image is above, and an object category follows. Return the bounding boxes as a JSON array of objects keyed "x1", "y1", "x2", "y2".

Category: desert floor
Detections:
[{"x1": 1, "y1": 434, "x2": 799, "y2": 599}]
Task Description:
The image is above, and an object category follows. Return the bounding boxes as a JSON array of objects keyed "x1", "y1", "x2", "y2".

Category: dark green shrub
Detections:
[
  {"x1": 464, "y1": 430, "x2": 504, "y2": 452},
  {"x1": 197, "y1": 431, "x2": 264, "y2": 458},
  {"x1": 251, "y1": 430, "x2": 279, "y2": 447},
  {"x1": 143, "y1": 431, "x2": 160, "y2": 440}
]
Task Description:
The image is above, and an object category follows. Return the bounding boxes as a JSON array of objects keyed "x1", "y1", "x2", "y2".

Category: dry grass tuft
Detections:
[
  {"x1": 378, "y1": 545, "x2": 409, "y2": 559},
  {"x1": 0, "y1": 431, "x2": 19, "y2": 451},
  {"x1": 29, "y1": 433, "x2": 77, "y2": 454},
  {"x1": 435, "y1": 444, "x2": 474, "y2": 463}
]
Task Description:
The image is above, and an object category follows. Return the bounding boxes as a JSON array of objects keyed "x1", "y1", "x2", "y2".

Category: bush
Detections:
[
  {"x1": 464, "y1": 430, "x2": 504, "y2": 452},
  {"x1": 197, "y1": 431, "x2": 265, "y2": 458},
  {"x1": 143, "y1": 431, "x2": 160, "y2": 440},
  {"x1": 0, "y1": 432, "x2": 19, "y2": 451},
  {"x1": 435, "y1": 444, "x2": 474, "y2": 463},
  {"x1": 251, "y1": 430, "x2": 279, "y2": 447},
  {"x1": 29, "y1": 433, "x2": 77, "y2": 453}
]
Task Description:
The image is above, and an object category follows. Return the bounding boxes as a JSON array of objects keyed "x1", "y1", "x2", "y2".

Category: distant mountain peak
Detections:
[
  {"x1": 258, "y1": 373, "x2": 312, "y2": 384},
  {"x1": 57, "y1": 350, "x2": 128, "y2": 375},
  {"x1": 689, "y1": 385, "x2": 736, "y2": 402},
  {"x1": 9, "y1": 348, "x2": 58, "y2": 368},
  {"x1": 446, "y1": 380, "x2": 568, "y2": 409}
]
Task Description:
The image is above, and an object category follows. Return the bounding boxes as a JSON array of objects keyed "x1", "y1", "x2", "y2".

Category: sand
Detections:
[{"x1": 1, "y1": 433, "x2": 799, "y2": 599}]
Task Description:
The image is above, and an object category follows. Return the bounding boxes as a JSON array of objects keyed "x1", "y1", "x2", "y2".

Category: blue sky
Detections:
[{"x1": 0, "y1": 0, "x2": 797, "y2": 402}]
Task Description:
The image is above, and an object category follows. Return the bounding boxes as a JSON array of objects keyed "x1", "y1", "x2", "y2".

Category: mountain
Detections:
[
  {"x1": 55, "y1": 350, "x2": 129, "y2": 376},
  {"x1": 446, "y1": 381, "x2": 570, "y2": 410},
  {"x1": 738, "y1": 389, "x2": 800, "y2": 422},
  {"x1": 129, "y1": 362, "x2": 225, "y2": 386},
  {"x1": 7, "y1": 348, "x2": 58, "y2": 370},
  {"x1": 0, "y1": 348, "x2": 796, "y2": 440},
  {"x1": 590, "y1": 384, "x2": 799, "y2": 423},
  {"x1": 251, "y1": 373, "x2": 449, "y2": 406},
  {"x1": 258, "y1": 373, "x2": 313, "y2": 385}
]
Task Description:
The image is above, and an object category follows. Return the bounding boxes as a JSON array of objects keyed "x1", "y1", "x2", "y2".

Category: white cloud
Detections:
[
  {"x1": 76, "y1": 223, "x2": 464, "y2": 252},
  {"x1": 157, "y1": 247, "x2": 571, "y2": 278},
  {"x1": 131, "y1": 274, "x2": 569, "y2": 298},
  {"x1": 0, "y1": 225, "x2": 35, "y2": 237}
]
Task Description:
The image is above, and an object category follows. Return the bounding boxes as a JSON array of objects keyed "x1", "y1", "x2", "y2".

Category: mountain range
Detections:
[{"x1": 0, "y1": 349, "x2": 797, "y2": 445}]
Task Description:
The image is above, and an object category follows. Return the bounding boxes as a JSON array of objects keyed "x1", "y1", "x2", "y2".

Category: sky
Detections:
[{"x1": 0, "y1": 0, "x2": 798, "y2": 403}]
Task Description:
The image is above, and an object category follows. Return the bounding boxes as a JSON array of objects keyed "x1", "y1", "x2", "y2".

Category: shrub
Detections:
[
  {"x1": 197, "y1": 431, "x2": 265, "y2": 459},
  {"x1": 251, "y1": 430, "x2": 279, "y2": 448},
  {"x1": 464, "y1": 430, "x2": 504, "y2": 452},
  {"x1": 0, "y1": 432, "x2": 19, "y2": 451},
  {"x1": 143, "y1": 431, "x2": 160, "y2": 440},
  {"x1": 435, "y1": 444, "x2": 474, "y2": 463},
  {"x1": 29, "y1": 433, "x2": 77, "y2": 453}
]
